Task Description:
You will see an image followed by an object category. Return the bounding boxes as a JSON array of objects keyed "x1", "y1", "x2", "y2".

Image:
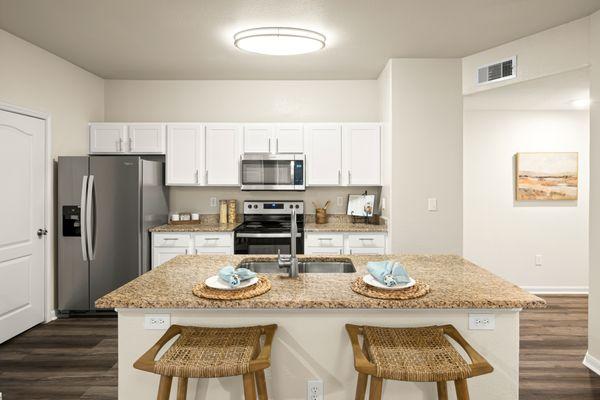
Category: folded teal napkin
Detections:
[
  {"x1": 218, "y1": 265, "x2": 257, "y2": 288},
  {"x1": 367, "y1": 261, "x2": 411, "y2": 287}
]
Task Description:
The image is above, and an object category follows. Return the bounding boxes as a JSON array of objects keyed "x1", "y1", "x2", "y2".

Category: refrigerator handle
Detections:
[
  {"x1": 80, "y1": 175, "x2": 89, "y2": 261},
  {"x1": 86, "y1": 175, "x2": 96, "y2": 260}
]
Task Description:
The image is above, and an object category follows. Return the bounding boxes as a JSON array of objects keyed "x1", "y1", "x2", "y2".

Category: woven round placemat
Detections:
[
  {"x1": 193, "y1": 276, "x2": 271, "y2": 300},
  {"x1": 351, "y1": 277, "x2": 430, "y2": 300}
]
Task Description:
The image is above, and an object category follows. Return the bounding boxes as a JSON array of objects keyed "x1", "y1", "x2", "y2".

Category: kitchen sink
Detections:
[{"x1": 238, "y1": 258, "x2": 356, "y2": 274}]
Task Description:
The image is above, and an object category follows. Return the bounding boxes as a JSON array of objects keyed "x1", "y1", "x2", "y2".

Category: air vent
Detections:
[{"x1": 477, "y1": 56, "x2": 516, "y2": 85}]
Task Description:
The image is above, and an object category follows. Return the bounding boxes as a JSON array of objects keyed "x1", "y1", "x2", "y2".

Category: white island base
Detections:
[{"x1": 117, "y1": 308, "x2": 520, "y2": 400}]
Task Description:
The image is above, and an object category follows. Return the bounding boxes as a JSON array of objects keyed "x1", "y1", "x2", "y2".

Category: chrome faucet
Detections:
[{"x1": 278, "y1": 209, "x2": 299, "y2": 278}]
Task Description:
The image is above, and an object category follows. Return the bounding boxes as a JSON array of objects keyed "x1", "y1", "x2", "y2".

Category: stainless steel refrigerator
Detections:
[{"x1": 58, "y1": 156, "x2": 168, "y2": 312}]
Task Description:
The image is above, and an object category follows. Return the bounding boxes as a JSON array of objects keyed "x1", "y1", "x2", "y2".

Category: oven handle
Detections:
[{"x1": 236, "y1": 233, "x2": 303, "y2": 238}]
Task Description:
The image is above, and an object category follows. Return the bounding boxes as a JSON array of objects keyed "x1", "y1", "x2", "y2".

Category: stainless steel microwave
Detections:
[{"x1": 240, "y1": 154, "x2": 305, "y2": 191}]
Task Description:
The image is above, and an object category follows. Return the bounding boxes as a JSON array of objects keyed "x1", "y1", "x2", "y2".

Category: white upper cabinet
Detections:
[
  {"x1": 343, "y1": 124, "x2": 381, "y2": 185},
  {"x1": 89, "y1": 123, "x2": 127, "y2": 153},
  {"x1": 128, "y1": 123, "x2": 166, "y2": 153},
  {"x1": 205, "y1": 124, "x2": 242, "y2": 185},
  {"x1": 304, "y1": 124, "x2": 342, "y2": 186},
  {"x1": 274, "y1": 124, "x2": 304, "y2": 153},
  {"x1": 166, "y1": 124, "x2": 204, "y2": 186},
  {"x1": 243, "y1": 124, "x2": 273, "y2": 153}
]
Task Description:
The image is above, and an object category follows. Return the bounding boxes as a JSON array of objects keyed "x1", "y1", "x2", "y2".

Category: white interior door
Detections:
[{"x1": 0, "y1": 109, "x2": 45, "y2": 344}]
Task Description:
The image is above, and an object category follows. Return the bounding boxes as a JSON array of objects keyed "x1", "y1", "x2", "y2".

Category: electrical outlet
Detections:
[
  {"x1": 210, "y1": 197, "x2": 217, "y2": 207},
  {"x1": 336, "y1": 196, "x2": 343, "y2": 207},
  {"x1": 427, "y1": 198, "x2": 438, "y2": 211},
  {"x1": 469, "y1": 314, "x2": 495, "y2": 330},
  {"x1": 144, "y1": 314, "x2": 171, "y2": 330},
  {"x1": 307, "y1": 379, "x2": 323, "y2": 400},
  {"x1": 535, "y1": 254, "x2": 543, "y2": 267}
]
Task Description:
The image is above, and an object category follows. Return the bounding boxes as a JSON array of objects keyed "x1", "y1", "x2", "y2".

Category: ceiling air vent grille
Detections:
[{"x1": 477, "y1": 56, "x2": 517, "y2": 85}]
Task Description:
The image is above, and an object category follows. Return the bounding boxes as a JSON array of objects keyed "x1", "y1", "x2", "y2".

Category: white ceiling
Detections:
[
  {"x1": 463, "y1": 68, "x2": 590, "y2": 111},
  {"x1": 1, "y1": 0, "x2": 599, "y2": 80}
]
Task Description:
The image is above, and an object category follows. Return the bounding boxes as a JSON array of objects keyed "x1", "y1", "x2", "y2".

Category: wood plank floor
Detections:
[{"x1": 0, "y1": 296, "x2": 599, "y2": 399}]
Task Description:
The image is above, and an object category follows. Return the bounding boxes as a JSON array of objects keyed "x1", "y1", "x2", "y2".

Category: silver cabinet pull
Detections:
[
  {"x1": 359, "y1": 237, "x2": 374, "y2": 241},
  {"x1": 205, "y1": 170, "x2": 209, "y2": 184},
  {"x1": 268, "y1": 137, "x2": 272, "y2": 153},
  {"x1": 80, "y1": 176, "x2": 88, "y2": 261},
  {"x1": 163, "y1": 237, "x2": 178, "y2": 241},
  {"x1": 129, "y1": 135, "x2": 134, "y2": 152},
  {"x1": 338, "y1": 170, "x2": 341, "y2": 184},
  {"x1": 276, "y1": 137, "x2": 279, "y2": 153},
  {"x1": 318, "y1": 237, "x2": 333, "y2": 240},
  {"x1": 348, "y1": 170, "x2": 352, "y2": 184},
  {"x1": 195, "y1": 169, "x2": 199, "y2": 184},
  {"x1": 204, "y1": 237, "x2": 220, "y2": 241}
]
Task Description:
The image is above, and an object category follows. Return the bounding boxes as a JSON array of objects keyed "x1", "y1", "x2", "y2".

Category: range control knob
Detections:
[
  {"x1": 289, "y1": 204, "x2": 294, "y2": 209},
  {"x1": 295, "y1": 204, "x2": 300, "y2": 209},
  {"x1": 254, "y1": 204, "x2": 258, "y2": 209},
  {"x1": 247, "y1": 204, "x2": 252, "y2": 209}
]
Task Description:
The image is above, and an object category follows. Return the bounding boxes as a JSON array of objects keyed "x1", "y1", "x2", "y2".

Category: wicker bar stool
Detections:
[
  {"x1": 134, "y1": 324, "x2": 277, "y2": 400},
  {"x1": 346, "y1": 324, "x2": 493, "y2": 400}
]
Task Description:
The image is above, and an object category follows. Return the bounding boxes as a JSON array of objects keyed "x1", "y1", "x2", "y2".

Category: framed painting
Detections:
[{"x1": 516, "y1": 152, "x2": 578, "y2": 201}]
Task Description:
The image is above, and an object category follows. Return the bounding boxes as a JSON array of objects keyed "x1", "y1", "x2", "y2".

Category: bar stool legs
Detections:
[
  {"x1": 368, "y1": 376, "x2": 383, "y2": 400},
  {"x1": 455, "y1": 379, "x2": 470, "y2": 400},
  {"x1": 436, "y1": 381, "x2": 448, "y2": 400},
  {"x1": 176, "y1": 377, "x2": 188, "y2": 400},
  {"x1": 255, "y1": 370, "x2": 269, "y2": 400},
  {"x1": 157, "y1": 376, "x2": 173, "y2": 400},
  {"x1": 355, "y1": 372, "x2": 368, "y2": 400}
]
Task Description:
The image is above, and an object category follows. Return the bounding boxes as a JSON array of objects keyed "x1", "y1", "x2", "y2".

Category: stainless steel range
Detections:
[{"x1": 234, "y1": 200, "x2": 304, "y2": 255}]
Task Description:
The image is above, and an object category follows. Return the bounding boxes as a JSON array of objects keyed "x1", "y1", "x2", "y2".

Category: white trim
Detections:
[
  {"x1": 584, "y1": 352, "x2": 600, "y2": 376},
  {"x1": 0, "y1": 101, "x2": 54, "y2": 323},
  {"x1": 521, "y1": 286, "x2": 589, "y2": 294}
]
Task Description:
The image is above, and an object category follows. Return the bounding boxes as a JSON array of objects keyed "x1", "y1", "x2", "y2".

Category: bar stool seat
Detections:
[
  {"x1": 346, "y1": 324, "x2": 493, "y2": 400},
  {"x1": 134, "y1": 324, "x2": 277, "y2": 400}
]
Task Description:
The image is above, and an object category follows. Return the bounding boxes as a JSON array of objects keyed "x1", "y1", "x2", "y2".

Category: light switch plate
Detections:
[
  {"x1": 535, "y1": 254, "x2": 543, "y2": 266},
  {"x1": 144, "y1": 314, "x2": 171, "y2": 330},
  {"x1": 336, "y1": 196, "x2": 343, "y2": 206},
  {"x1": 469, "y1": 314, "x2": 495, "y2": 330},
  {"x1": 427, "y1": 198, "x2": 438, "y2": 211},
  {"x1": 210, "y1": 197, "x2": 217, "y2": 207}
]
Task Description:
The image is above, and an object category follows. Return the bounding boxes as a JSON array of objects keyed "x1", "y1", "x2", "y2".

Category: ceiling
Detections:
[
  {"x1": 463, "y1": 68, "x2": 590, "y2": 111},
  {"x1": 1, "y1": 0, "x2": 599, "y2": 80}
]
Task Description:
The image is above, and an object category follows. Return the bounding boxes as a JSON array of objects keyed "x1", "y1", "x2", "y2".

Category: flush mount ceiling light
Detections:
[
  {"x1": 571, "y1": 98, "x2": 591, "y2": 109},
  {"x1": 234, "y1": 27, "x2": 326, "y2": 56}
]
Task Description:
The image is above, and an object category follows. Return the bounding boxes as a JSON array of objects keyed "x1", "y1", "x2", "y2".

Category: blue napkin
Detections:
[
  {"x1": 367, "y1": 261, "x2": 411, "y2": 287},
  {"x1": 218, "y1": 265, "x2": 257, "y2": 288}
]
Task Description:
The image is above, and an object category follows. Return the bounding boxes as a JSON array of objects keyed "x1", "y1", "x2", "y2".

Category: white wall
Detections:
[
  {"x1": 462, "y1": 17, "x2": 590, "y2": 95},
  {"x1": 388, "y1": 59, "x2": 463, "y2": 254},
  {"x1": 464, "y1": 110, "x2": 589, "y2": 290},
  {"x1": 587, "y1": 9, "x2": 600, "y2": 369},
  {"x1": 377, "y1": 61, "x2": 393, "y2": 245},
  {"x1": 0, "y1": 29, "x2": 105, "y2": 158},
  {"x1": 104, "y1": 80, "x2": 379, "y2": 122}
]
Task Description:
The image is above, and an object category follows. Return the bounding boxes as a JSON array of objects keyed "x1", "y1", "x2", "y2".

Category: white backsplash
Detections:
[{"x1": 169, "y1": 186, "x2": 382, "y2": 215}]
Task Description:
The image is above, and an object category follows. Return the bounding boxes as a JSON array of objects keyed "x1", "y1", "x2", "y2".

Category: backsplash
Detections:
[{"x1": 168, "y1": 186, "x2": 382, "y2": 215}]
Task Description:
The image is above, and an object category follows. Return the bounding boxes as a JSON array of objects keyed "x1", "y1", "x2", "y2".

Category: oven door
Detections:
[
  {"x1": 234, "y1": 232, "x2": 304, "y2": 255},
  {"x1": 240, "y1": 154, "x2": 305, "y2": 191}
]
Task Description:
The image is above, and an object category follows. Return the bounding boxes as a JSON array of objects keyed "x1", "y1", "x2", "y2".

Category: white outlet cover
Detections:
[
  {"x1": 210, "y1": 197, "x2": 217, "y2": 207},
  {"x1": 336, "y1": 196, "x2": 343, "y2": 206},
  {"x1": 307, "y1": 379, "x2": 323, "y2": 400},
  {"x1": 468, "y1": 313, "x2": 495, "y2": 330},
  {"x1": 144, "y1": 314, "x2": 171, "y2": 330}
]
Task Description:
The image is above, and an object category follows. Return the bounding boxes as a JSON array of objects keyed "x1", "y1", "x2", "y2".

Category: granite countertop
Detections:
[
  {"x1": 304, "y1": 222, "x2": 387, "y2": 232},
  {"x1": 149, "y1": 223, "x2": 240, "y2": 233},
  {"x1": 95, "y1": 254, "x2": 545, "y2": 310}
]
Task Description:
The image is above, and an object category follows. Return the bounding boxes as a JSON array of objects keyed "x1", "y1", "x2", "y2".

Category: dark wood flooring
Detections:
[{"x1": 0, "y1": 296, "x2": 599, "y2": 399}]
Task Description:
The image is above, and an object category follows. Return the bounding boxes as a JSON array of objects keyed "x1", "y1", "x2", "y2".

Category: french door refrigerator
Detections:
[{"x1": 58, "y1": 156, "x2": 168, "y2": 312}]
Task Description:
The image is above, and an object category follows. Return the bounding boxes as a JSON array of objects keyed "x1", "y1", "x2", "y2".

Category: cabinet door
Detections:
[
  {"x1": 129, "y1": 124, "x2": 166, "y2": 154},
  {"x1": 243, "y1": 124, "x2": 273, "y2": 153},
  {"x1": 344, "y1": 124, "x2": 381, "y2": 185},
  {"x1": 304, "y1": 124, "x2": 342, "y2": 186},
  {"x1": 89, "y1": 123, "x2": 126, "y2": 153},
  {"x1": 205, "y1": 124, "x2": 242, "y2": 185},
  {"x1": 152, "y1": 247, "x2": 187, "y2": 269},
  {"x1": 166, "y1": 124, "x2": 204, "y2": 185},
  {"x1": 275, "y1": 124, "x2": 304, "y2": 153}
]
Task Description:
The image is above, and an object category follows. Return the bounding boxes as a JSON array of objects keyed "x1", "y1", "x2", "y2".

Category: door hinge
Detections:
[{"x1": 37, "y1": 228, "x2": 48, "y2": 237}]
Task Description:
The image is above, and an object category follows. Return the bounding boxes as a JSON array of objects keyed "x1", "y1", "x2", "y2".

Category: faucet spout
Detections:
[{"x1": 277, "y1": 208, "x2": 299, "y2": 278}]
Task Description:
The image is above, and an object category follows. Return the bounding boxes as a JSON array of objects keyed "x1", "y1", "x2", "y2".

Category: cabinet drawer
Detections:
[
  {"x1": 153, "y1": 233, "x2": 191, "y2": 247},
  {"x1": 347, "y1": 234, "x2": 386, "y2": 248},
  {"x1": 305, "y1": 233, "x2": 344, "y2": 247},
  {"x1": 194, "y1": 233, "x2": 233, "y2": 247},
  {"x1": 305, "y1": 247, "x2": 343, "y2": 255},
  {"x1": 349, "y1": 247, "x2": 385, "y2": 255}
]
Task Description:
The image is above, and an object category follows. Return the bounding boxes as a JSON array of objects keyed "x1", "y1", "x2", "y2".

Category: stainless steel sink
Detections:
[{"x1": 239, "y1": 258, "x2": 356, "y2": 274}]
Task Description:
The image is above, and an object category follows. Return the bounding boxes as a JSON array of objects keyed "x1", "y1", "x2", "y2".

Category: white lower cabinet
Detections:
[
  {"x1": 152, "y1": 232, "x2": 234, "y2": 268},
  {"x1": 304, "y1": 232, "x2": 387, "y2": 255}
]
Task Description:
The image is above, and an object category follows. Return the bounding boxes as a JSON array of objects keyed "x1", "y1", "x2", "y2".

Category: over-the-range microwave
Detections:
[{"x1": 240, "y1": 153, "x2": 305, "y2": 191}]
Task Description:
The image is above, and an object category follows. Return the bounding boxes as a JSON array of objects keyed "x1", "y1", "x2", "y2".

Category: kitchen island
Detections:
[{"x1": 96, "y1": 254, "x2": 544, "y2": 400}]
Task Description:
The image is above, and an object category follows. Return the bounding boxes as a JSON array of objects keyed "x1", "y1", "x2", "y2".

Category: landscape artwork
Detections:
[{"x1": 516, "y1": 152, "x2": 578, "y2": 201}]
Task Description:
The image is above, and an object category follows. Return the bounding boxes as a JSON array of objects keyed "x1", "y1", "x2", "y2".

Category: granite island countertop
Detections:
[{"x1": 95, "y1": 254, "x2": 545, "y2": 310}]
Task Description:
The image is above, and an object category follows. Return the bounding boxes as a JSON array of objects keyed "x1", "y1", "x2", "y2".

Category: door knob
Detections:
[{"x1": 37, "y1": 228, "x2": 48, "y2": 237}]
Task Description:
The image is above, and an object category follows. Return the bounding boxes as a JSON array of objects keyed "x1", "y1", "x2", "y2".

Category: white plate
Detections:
[
  {"x1": 363, "y1": 274, "x2": 416, "y2": 290},
  {"x1": 205, "y1": 275, "x2": 259, "y2": 291}
]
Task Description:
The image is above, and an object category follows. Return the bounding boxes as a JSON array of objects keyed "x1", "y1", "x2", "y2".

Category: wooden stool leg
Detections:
[
  {"x1": 176, "y1": 377, "x2": 188, "y2": 400},
  {"x1": 454, "y1": 379, "x2": 470, "y2": 400},
  {"x1": 157, "y1": 376, "x2": 173, "y2": 400},
  {"x1": 436, "y1": 381, "x2": 448, "y2": 400},
  {"x1": 355, "y1": 373, "x2": 368, "y2": 400},
  {"x1": 243, "y1": 373, "x2": 258, "y2": 400},
  {"x1": 255, "y1": 370, "x2": 268, "y2": 400},
  {"x1": 368, "y1": 376, "x2": 383, "y2": 400}
]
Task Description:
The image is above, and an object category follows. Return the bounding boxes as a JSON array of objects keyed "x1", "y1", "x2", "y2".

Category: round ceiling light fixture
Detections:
[
  {"x1": 571, "y1": 98, "x2": 591, "y2": 109},
  {"x1": 234, "y1": 27, "x2": 326, "y2": 56}
]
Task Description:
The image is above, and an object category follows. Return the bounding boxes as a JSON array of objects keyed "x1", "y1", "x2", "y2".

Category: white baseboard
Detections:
[
  {"x1": 521, "y1": 286, "x2": 588, "y2": 295},
  {"x1": 45, "y1": 309, "x2": 58, "y2": 323},
  {"x1": 584, "y1": 352, "x2": 600, "y2": 376}
]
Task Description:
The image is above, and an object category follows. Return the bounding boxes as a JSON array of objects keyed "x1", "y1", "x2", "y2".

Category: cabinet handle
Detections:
[
  {"x1": 185, "y1": 248, "x2": 188, "y2": 255},
  {"x1": 338, "y1": 170, "x2": 341, "y2": 184},
  {"x1": 204, "y1": 237, "x2": 220, "y2": 241},
  {"x1": 349, "y1": 249, "x2": 353, "y2": 255},
  {"x1": 129, "y1": 136, "x2": 134, "y2": 151},
  {"x1": 268, "y1": 137, "x2": 271, "y2": 153},
  {"x1": 205, "y1": 170, "x2": 209, "y2": 184},
  {"x1": 348, "y1": 170, "x2": 351, "y2": 184},
  {"x1": 276, "y1": 138, "x2": 279, "y2": 153},
  {"x1": 318, "y1": 237, "x2": 333, "y2": 240},
  {"x1": 163, "y1": 238, "x2": 178, "y2": 241},
  {"x1": 359, "y1": 238, "x2": 374, "y2": 241},
  {"x1": 195, "y1": 169, "x2": 199, "y2": 184},
  {"x1": 339, "y1": 249, "x2": 343, "y2": 255}
]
